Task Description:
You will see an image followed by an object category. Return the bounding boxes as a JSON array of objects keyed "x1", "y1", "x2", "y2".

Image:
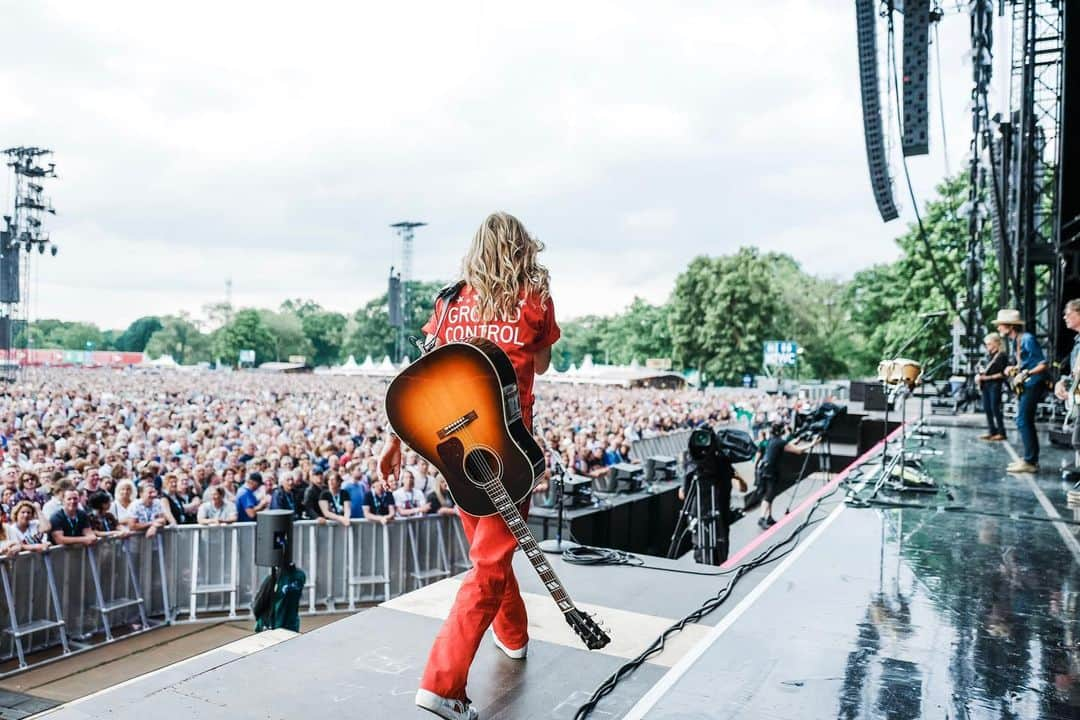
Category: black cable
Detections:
[
  {"x1": 563, "y1": 544, "x2": 733, "y2": 577},
  {"x1": 572, "y1": 486, "x2": 840, "y2": 719},
  {"x1": 886, "y1": 8, "x2": 961, "y2": 318},
  {"x1": 932, "y1": 18, "x2": 950, "y2": 177}
]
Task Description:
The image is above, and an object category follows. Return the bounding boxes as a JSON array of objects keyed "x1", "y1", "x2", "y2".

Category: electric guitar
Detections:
[
  {"x1": 384, "y1": 338, "x2": 611, "y2": 651},
  {"x1": 1064, "y1": 354, "x2": 1080, "y2": 425}
]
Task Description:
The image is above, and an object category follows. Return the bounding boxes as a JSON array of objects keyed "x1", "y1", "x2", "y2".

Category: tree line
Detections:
[{"x1": 20, "y1": 173, "x2": 988, "y2": 382}]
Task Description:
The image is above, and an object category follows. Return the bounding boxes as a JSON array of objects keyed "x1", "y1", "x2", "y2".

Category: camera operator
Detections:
[{"x1": 756, "y1": 421, "x2": 818, "y2": 529}]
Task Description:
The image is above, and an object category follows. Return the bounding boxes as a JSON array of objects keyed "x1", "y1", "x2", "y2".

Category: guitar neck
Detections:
[{"x1": 483, "y1": 480, "x2": 576, "y2": 614}]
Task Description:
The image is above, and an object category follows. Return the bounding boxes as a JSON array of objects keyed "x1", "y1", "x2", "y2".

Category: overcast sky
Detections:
[{"x1": 0, "y1": 1, "x2": 1013, "y2": 330}]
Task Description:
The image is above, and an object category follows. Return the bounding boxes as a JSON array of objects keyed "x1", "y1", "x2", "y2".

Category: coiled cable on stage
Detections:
[{"x1": 561, "y1": 545, "x2": 734, "y2": 576}]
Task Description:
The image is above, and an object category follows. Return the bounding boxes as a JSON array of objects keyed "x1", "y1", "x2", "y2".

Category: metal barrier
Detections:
[
  {"x1": 630, "y1": 430, "x2": 694, "y2": 462},
  {"x1": 0, "y1": 515, "x2": 470, "y2": 676}
]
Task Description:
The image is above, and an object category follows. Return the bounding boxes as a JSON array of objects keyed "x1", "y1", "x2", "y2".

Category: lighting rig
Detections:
[{"x1": 1, "y1": 147, "x2": 59, "y2": 379}]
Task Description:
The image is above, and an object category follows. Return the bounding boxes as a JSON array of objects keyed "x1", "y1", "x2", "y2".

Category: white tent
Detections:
[
  {"x1": 537, "y1": 358, "x2": 685, "y2": 389},
  {"x1": 138, "y1": 354, "x2": 179, "y2": 369}
]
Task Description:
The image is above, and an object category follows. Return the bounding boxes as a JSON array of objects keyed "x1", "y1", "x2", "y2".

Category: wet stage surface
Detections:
[{"x1": 641, "y1": 426, "x2": 1080, "y2": 719}]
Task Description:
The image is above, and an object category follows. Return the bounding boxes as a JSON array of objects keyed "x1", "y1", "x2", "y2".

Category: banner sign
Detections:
[
  {"x1": 763, "y1": 341, "x2": 798, "y2": 367},
  {"x1": 5, "y1": 349, "x2": 144, "y2": 367}
]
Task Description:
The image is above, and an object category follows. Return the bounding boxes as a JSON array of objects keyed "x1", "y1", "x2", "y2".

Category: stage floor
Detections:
[{"x1": 39, "y1": 426, "x2": 1080, "y2": 719}]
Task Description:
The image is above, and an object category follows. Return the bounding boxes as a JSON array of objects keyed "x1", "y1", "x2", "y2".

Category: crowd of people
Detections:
[{"x1": 0, "y1": 368, "x2": 803, "y2": 557}]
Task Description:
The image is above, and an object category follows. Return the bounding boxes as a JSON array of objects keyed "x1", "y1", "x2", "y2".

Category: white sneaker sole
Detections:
[
  {"x1": 415, "y1": 689, "x2": 478, "y2": 720},
  {"x1": 492, "y1": 631, "x2": 528, "y2": 659}
]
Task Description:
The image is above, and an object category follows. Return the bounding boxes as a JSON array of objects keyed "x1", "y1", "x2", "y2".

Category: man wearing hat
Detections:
[{"x1": 995, "y1": 309, "x2": 1048, "y2": 472}]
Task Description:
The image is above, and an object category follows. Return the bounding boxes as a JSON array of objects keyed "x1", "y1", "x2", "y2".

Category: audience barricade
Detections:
[{"x1": 0, "y1": 515, "x2": 470, "y2": 675}]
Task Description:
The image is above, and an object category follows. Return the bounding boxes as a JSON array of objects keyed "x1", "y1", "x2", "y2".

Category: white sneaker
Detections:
[
  {"x1": 492, "y1": 630, "x2": 528, "y2": 659},
  {"x1": 415, "y1": 689, "x2": 478, "y2": 720}
]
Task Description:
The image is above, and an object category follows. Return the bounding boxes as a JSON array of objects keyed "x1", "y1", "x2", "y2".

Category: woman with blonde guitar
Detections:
[{"x1": 977, "y1": 332, "x2": 1009, "y2": 441}]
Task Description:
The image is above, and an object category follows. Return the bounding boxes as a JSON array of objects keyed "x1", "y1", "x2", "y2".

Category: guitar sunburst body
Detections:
[
  {"x1": 385, "y1": 339, "x2": 545, "y2": 515},
  {"x1": 385, "y1": 337, "x2": 611, "y2": 651}
]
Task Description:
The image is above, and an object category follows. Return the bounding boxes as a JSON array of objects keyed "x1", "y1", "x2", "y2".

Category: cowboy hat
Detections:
[{"x1": 992, "y1": 309, "x2": 1024, "y2": 326}]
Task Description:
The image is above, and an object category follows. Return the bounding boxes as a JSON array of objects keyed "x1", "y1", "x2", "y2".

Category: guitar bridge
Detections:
[{"x1": 437, "y1": 410, "x2": 478, "y2": 439}]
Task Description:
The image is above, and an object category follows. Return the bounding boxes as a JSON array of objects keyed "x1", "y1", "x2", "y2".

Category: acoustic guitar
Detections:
[{"x1": 384, "y1": 338, "x2": 610, "y2": 651}]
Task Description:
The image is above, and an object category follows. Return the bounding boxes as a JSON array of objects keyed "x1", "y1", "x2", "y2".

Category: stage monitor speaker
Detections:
[
  {"x1": 608, "y1": 462, "x2": 643, "y2": 493},
  {"x1": 644, "y1": 455, "x2": 677, "y2": 483},
  {"x1": 901, "y1": 0, "x2": 930, "y2": 156},
  {"x1": 864, "y1": 382, "x2": 894, "y2": 412},
  {"x1": 0, "y1": 234, "x2": 19, "y2": 304},
  {"x1": 255, "y1": 510, "x2": 294, "y2": 568},
  {"x1": 856, "y1": 0, "x2": 900, "y2": 221},
  {"x1": 849, "y1": 381, "x2": 868, "y2": 402}
]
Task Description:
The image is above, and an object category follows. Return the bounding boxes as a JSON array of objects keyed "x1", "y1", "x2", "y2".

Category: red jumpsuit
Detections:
[{"x1": 418, "y1": 286, "x2": 560, "y2": 701}]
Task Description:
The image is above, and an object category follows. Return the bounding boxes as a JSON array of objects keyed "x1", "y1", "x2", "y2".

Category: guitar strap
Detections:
[{"x1": 418, "y1": 280, "x2": 466, "y2": 356}]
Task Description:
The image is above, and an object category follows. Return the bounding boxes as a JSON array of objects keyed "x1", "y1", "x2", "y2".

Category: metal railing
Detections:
[{"x1": 0, "y1": 514, "x2": 470, "y2": 676}]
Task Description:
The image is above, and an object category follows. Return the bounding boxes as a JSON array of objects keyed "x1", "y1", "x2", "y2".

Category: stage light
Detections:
[{"x1": 50, "y1": 244, "x2": 57, "y2": 256}]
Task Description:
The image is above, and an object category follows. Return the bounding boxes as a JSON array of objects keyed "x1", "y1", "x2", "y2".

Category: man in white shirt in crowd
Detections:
[{"x1": 393, "y1": 469, "x2": 429, "y2": 517}]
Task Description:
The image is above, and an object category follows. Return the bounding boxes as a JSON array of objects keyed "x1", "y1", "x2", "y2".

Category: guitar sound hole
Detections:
[{"x1": 464, "y1": 447, "x2": 502, "y2": 487}]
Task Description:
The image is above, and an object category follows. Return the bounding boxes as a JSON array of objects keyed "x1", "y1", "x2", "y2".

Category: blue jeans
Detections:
[
  {"x1": 982, "y1": 382, "x2": 1006, "y2": 437},
  {"x1": 1016, "y1": 382, "x2": 1045, "y2": 464}
]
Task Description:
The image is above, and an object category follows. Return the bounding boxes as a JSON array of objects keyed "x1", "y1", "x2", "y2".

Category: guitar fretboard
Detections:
[{"x1": 483, "y1": 480, "x2": 574, "y2": 614}]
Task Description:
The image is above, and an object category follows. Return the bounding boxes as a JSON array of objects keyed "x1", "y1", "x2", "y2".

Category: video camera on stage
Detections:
[
  {"x1": 686, "y1": 427, "x2": 756, "y2": 483},
  {"x1": 793, "y1": 402, "x2": 846, "y2": 443}
]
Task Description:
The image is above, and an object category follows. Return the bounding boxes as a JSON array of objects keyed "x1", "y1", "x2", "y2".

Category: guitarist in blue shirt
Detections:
[{"x1": 995, "y1": 309, "x2": 1049, "y2": 473}]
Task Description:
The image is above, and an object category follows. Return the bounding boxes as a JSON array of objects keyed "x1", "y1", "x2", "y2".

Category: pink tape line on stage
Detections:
[{"x1": 720, "y1": 423, "x2": 906, "y2": 569}]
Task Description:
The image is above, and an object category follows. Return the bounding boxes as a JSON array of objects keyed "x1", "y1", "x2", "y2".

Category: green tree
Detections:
[
  {"x1": 214, "y1": 309, "x2": 278, "y2": 366},
  {"x1": 258, "y1": 310, "x2": 314, "y2": 362},
  {"x1": 302, "y1": 310, "x2": 348, "y2": 366},
  {"x1": 766, "y1": 254, "x2": 853, "y2": 380},
  {"x1": 144, "y1": 314, "x2": 212, "y2": 364},
  {"x1": 551, "y1": 315, "x2": 608, "y2": 370},
  {"x1": 847, "y1": 173, "x2": 998, "y2": 375},
  {"x1": 57, "y1": 322, "x2": 104, "y2": 351},
  {"x1": 670, "y1": 248, "x2": 786, "y2": 384},
  {"x1": 345, "y1": 296, "x2": 395, "y2": 360},
  {"x1": 280, "y1": 298, "x2": 323, "y2": 319},
  {"x1": 597, "y1": 298, "x2": 672, "y2": 366},
  {"x1": 114, "y1": 316, "x2": 163, "y2": 352},
  {"x1": 343, "y1": 280, "x2": 445, "y2": 361}
]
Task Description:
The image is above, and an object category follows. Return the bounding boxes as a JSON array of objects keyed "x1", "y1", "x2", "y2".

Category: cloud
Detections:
[{"x1": 0, "y1": 1, "x2": 984, "y2": 328}]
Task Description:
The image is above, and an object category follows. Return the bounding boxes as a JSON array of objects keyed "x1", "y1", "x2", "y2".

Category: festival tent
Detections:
[
  {"x1": 138, "y1": 354, "x2": 180, "y2": 368},
  {"x1": 537, "y1": 355, "x2": 685, "y2": 389}
]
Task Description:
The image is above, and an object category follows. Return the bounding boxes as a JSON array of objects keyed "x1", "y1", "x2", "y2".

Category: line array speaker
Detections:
[
  {"x1": 901, "y1": 0, "x2": 930, "y2": 156},
  {"x1": 856, "y1": 0, "x2": 900, "y2": 221}
]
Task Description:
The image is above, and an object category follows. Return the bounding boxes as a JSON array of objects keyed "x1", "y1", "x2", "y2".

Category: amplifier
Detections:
[{"x1": 602, "y1": 463, "x2": 644, "y2": 494}]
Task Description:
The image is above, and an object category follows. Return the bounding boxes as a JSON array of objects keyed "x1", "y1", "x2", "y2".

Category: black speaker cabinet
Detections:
[
  {"x1": 255, "y1": 509, "x2": 294, "y2": 568},
  {"x1": 863, "y1": 382, "x2": 894, "y2": 412}
]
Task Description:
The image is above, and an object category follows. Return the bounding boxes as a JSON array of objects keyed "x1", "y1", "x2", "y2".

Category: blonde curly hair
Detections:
[{"x1": 461, "y1": 212, "x2": 551, "y2": 322}]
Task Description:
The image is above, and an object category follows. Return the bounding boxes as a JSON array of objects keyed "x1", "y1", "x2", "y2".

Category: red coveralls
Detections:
[{"x1": 419, "y1": 286, "x2": 560, "y2": 701}]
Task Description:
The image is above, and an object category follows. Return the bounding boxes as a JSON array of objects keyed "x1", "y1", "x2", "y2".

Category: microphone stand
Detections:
[{"x1": 537, "y1": 443, "x2": 580, "y2": 554}]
